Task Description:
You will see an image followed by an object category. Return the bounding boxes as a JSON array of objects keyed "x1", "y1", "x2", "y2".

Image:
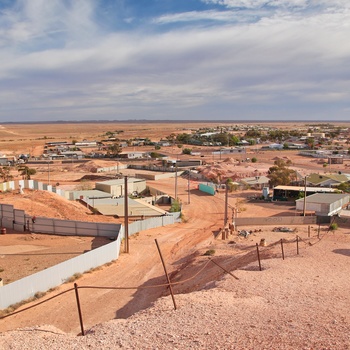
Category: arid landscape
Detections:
[{"x1": 0, "y1": 121, "x2": 349, "y2": 349}]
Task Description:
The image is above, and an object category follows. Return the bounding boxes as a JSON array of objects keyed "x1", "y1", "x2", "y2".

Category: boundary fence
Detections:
[
  {"x1": 235, "y1": 216, "x2": 317, "y2": 227},
  {"x1": 0, "y1": 203, "x2": 121, "y2": 238},
  {"x1": 0, "y1": 235, "x2": 122, "y2": 309},
  {"x1": 0, "y1": 228, "x2": 329, "y2": 335}
]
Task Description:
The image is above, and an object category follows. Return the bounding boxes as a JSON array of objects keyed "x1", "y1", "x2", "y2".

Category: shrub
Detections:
[
  {"x1": 203, "y1": 249, "x2": 215, "y2": 256},
  {"x1": 329, "y1": 223, "x2": 338, "y2": 231},
  {"x1": 169, "y1": 200, "x2": 181, "y2": 212}
]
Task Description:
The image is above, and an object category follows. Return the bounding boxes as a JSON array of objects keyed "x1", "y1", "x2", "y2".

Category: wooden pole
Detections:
[
  {"x1": 256, "y1": 243, "x2": 262, "y2": 271},
  {"x1": 318, "y1": 224, "x2": 320, "y2": 239},
  {"x1": 124, "y1": 176, "x2": 129, "y2": 253},
  {"x1": 155, "y1": 239, "x2": 177, "y2": 310},
  {"x1": 280, "y1": 239, "x2": 285, "y2": 260},
  {"x1": 224, "y1": 180, "x2": 228, "y2": 227},
  {"x1": 296, "y1": 235, "x2": 299, "y2": 255},
  {"x1": 303, "y1": 175, "x2": 307, "y2": 217},
  {"x1": 187, "y1": 170, "x2": 190, "y2": 204},
  {"x1": 308, "y1": 225, "x2": 310, "y2": 238},
  {"x1": 175, "y1": 162, "x2": 178, "y2": 201},
  {"x1": 74, "y1": 283, "x2": 85, "y2": 336}
]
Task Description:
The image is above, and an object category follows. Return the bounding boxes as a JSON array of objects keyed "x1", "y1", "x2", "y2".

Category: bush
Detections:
[
  {"x1": 329, "y1": 223, "x2": 338, "y2": 231},
  {"x1": 251, "y1": 157, "x2": 257, "y2": 163},
  {"x1": 169, "y1": 200, "x2": 181, "y2": 212},
  {"x1": 203, "y1": 249, "x2": 215, "y2": 256}
]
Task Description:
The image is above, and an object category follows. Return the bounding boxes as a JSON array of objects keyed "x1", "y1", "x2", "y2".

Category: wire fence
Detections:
[{"x1": 0, "y1": 224, "x2": 334, "y2": 335}]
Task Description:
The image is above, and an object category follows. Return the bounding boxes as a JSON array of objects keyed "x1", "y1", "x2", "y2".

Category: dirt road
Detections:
[{"x1": 0, "y1": 178, "x2": 227, "y2": 333}]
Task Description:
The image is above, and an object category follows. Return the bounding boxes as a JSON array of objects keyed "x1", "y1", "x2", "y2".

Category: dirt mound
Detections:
[
  {"x1": 74, "y1": 160, "x2": 124, "y2": 173},
  {"x1": 0, "y1": 189, "x2": 117, "y2": 223}
]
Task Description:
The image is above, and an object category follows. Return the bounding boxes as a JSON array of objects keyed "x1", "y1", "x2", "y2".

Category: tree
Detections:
[
  {"x1": 108, "y1": 142, "x2": 122, "y2": 157},
  {"x1": 337, "y1": 182, "x2": 350, "y2": 193},
  {"x1": 166, "y1": 133, "x2": 177, "y2": 144},
  {"x1": 0, "y1": 166, "x2": 13, "y2": 182},
  {"x1": 267, "y1": 159, "x2": 296, "y2": 187},
  {"x1": 18, "y1": 166, "x2": 36, "y2": 180},
  {"x1": 229, "y1": 135, "x2": 240, "y2": 146},
  {"x1": 212, "y1": 133, "x2": 229, "y2": 146},
  {"x1": 182, "y1": 148, "x2": 192, "y2": 155}
]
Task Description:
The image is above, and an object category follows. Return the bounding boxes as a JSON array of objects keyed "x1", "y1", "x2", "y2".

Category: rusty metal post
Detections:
[
  {"x1": 74, "y1": 283, "x2": 85, "y2": 336},
  {"x1": 296, "y1": 235, "x2": 299, "y2": 255},
  {"x1": 154, "y1": 239, "x2": 177, "y2": 310},
  {"x1": 280, "y1": 239, "x2": 285, "y2": 260},
  {"x1": 256, "y1": 243, "x2": 262, "y2": 271}
]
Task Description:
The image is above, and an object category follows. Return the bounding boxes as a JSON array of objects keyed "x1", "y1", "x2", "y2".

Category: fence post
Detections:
[
  {"x1": 308, "y1": 225, "x2": 310, "y2": 238},
  {"x1": 256, "y1": 243, "x2": 262, "y2": 271},
  {"x1": 318, "y1": 224, "x2": 320, "y2": 239},
  {"x1": 74, "y1": 283, "x2": 85, "y2": 336},
  {"x1": 155, "y1": 239, "x2": 177, "y2": 310},
  {"x1": 280, "y1": 239, "x2": 285, "y2": 260},
  {"x1": 296, "y1": 235, "x2": 299, "y2": 255}
]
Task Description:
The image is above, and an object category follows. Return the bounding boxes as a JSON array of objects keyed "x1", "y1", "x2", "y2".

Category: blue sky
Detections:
[{"x1": 1, "y1": 0, "x2": 350, "y2": 122}]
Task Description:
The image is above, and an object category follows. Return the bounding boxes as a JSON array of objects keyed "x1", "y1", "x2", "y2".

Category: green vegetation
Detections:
[
  {"x1": 329, "y1": 223, "x2": 338, "y2": 231},
  {"x1": 169, "y1": 200, "x2": 181, "y2": 212},
  {"x1": 267, "y1": 159, "x2": 296, "y2": 187},
  {"x1": 203, "y1": 249, "x2": 216, "y2": 256}
]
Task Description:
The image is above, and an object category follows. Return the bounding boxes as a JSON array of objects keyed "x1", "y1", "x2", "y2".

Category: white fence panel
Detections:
[
  {"x1": 128, "y1": 215, "x2": 175, "y2": 236},
  {"x1": 0, "y1": 236, "x2": 122, "y2": 309}
]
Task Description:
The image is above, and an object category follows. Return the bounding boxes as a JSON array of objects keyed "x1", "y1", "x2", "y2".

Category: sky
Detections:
[{"x1": 1, "y1": 0, "x2": 350, "y2": 122}]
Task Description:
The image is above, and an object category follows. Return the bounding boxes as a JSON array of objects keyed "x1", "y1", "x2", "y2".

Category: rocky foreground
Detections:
[{"x1": 0, "y1": 231, "x2": 349, "y2": 350}]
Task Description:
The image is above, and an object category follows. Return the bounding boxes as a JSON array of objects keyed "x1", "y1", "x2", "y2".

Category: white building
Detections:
[{"x1": 296, "y1": 193, "x2": 350, "y2": 216}]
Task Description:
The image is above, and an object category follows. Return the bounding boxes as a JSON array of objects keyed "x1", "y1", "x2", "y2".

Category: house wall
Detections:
[{"x1": 296, "y1": 201, "x2": 323, "y2": 213}]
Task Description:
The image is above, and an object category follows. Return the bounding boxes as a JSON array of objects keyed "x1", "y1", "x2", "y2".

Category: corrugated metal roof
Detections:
[
  {"x1": 274, "y1": 185, "x2": 337, "y2": 192},
  {"x1": 295, "y1": 193, "x2": 350, "y2": 204},
  {"x1": 95, "y1": 177, "x2": 144, "y2": 186}
]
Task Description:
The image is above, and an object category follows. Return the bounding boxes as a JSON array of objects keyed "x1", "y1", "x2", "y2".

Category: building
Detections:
[
  {"x1": 272, "y1": 185, "x2": 337, "y2": 200},
  {"x1": 295, "y1": 193, "x2": 350, "y2": 216},
  {"x1": 119, "y1": 151, "x2": 146, "y2": 159},
  {"x1": 95, "y1": 178, "x2": 146, "y2": 197},
  {"x1": 240, "y1": 176, "x2": 270, "y2": 190},
  {"x1": 306, "y1": 173, "x2": 348, "y2": 187}
]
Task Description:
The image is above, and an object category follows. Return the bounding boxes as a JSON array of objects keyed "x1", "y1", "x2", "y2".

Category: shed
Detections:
[
  {"x1": 295, "y1": 193, "x2": 350, "y2": 216},
  {"x1": 95, "y1": 177, "x2": 146, "y2": 197},
  {"x1": 273, "y1": 185, "x2": 337, "y2": 200},
  {"x1": 84, "y1": 197, "x2": 167, "y2": 218}
]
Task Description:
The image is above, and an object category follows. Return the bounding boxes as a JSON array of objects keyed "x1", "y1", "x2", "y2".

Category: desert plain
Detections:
[{"x1": 0, "y1": 121, "x2": 349, "y2": 349}]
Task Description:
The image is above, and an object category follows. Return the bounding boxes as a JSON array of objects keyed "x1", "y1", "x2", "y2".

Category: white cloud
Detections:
[{"x1": 1, "y1": 0, "x2": 350, "y2": 120}]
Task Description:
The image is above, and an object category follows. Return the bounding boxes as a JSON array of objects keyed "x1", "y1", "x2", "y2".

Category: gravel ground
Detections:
[{"x1": 1, "y1": 231, "x2": 349, "y2": 349}]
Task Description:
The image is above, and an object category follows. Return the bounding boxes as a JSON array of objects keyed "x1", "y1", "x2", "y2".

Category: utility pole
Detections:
[
  {"x1": 124, "y1": 176, "x2": 129, "y2": 253},
  {"x1": 303, "y1": 175, "x2": 307, "y2": 217},
  {"x1": 187, "y1": 170, "x2": 190, "y2": 204},
  {"x1": 48, "y1": 161, "x2": 50, "y2": 185},
  {"x1": 224, "y1": 179, "x2": 229, "y2": 226},
  {"x1": 175, "y1": 162, "x2": 178, "y2": 200}
]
